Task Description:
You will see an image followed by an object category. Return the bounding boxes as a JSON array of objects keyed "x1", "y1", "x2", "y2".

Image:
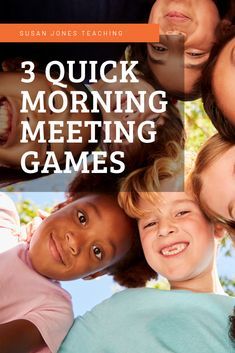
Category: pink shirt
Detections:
[
  {"x1": 0, "y1": 193, "x2": 74, "y2": 353},
  {"x1": 0, "y1": 193, "x2": 20, "y2": 252}
]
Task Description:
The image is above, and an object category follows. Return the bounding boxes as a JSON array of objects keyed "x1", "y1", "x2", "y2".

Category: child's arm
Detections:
[{"x1": 0, "y1": 319, "x2": 45, "y2": 353}]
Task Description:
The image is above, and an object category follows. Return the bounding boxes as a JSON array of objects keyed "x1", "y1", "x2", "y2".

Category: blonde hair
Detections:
[
  {"x1": 118, "y1": 142, "x2": 184, "y2": 219},
  {"x1": 189, "y1": 133, "x2": 235, "y2": 238}
]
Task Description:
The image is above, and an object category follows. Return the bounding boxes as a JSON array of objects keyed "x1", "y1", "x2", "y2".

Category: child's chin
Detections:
[{"x1": 165, "y1": 273, "x2": 189, "y2": 283}]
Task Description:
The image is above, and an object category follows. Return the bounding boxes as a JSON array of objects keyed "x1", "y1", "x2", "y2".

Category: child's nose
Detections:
[
  {"x1": 65, "y1": 232, "x2": 80, "y2": 255},
  {"x1": 157, "y1": 219, "x2": 176, "y2": 238}
]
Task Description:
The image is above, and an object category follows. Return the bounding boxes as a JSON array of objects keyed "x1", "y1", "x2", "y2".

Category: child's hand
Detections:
[{"x1": 20, "y1": 210, "x2": 49, "y2": 243}]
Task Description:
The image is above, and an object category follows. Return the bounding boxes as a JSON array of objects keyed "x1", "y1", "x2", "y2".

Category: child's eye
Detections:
[
  {"x1": 143, "y1": 221, "x2": 157, "y2": 229},
  {"x1": 151, "y1": 44, "x2": 168, "y2": 52},
  {"x1": 77, "y1": 211, "x2": 87, "y2": 226},
  {"x1": 176, "y1": 211, "x2": 190, "y2": 217},
  {"x1": 92, "y1": 245, "x2": 103, "y2": 260}
]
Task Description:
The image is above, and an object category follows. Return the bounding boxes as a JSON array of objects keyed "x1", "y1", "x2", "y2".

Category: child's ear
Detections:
[
  {"x1": 82, "y1": 269, "x2": 108, "y2": 281},
  {"x1": 214, "y1": 223, "x2": 226, "y2": 240}
]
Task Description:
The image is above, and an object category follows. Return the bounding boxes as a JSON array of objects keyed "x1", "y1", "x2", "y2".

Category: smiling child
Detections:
[{"x1": 0, "y1": 175, "x2": 154, "y2": 353}]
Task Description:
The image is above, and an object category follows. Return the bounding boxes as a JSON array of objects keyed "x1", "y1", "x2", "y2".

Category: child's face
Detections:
[
  {"x1": 212, "y1": 36, "x2": 235, "y2": 126},
  {"x1": 148, "y1": 0, "x2": 220, "y2": 95},
  {"x1": 29, "y1": 194, "x2": 133, "y2": 280},
  {"x1": 137, "y1": 192, "x2": 217, "y2": 283},
  {"x1": 0, "y1": 72, "x2": 92, "y2": 167},
  {"x1": 200, "y1": 146, "x2": 235, "y2": 222}
]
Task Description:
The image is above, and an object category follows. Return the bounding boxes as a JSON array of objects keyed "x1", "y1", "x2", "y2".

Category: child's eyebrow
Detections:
[
  {"x1": 86, "y1": 202, "x2": 102, "y2": 218},
  {"x1": 137, "y1": 212, "x2": 154, "y2": 221},
  {"x1": 136, "y1": 198, "x2": 196, "y2": 221},
  {"x1": 172, "y1": 199, "x2": 196, "y2": 206}
]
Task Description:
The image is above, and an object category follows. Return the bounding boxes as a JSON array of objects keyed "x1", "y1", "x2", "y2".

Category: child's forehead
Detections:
[
  {"x1": 138, "y1": 192, "x2": 196, "y2": 213},
  {"x1": 73, "y1": 193, "x2": 114, "y2": 205},
  {"x1": 70, "y1": 193, "x2": 122, "y2": 218}
]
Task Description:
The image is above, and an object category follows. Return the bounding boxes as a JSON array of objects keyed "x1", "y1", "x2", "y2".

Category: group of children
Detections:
[
  {"x1": 0, "y1": 134, "x2": 234, "y2": 352},
  {"x1": 58, "y1": 142, "x2": 234, "y2": 353},
  {"x1": 0, "y1": 1, "x2": 235, "y2": 352}
]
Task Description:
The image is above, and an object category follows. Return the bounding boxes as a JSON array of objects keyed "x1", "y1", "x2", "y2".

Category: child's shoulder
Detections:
[
  {"x1": 0, "y1": 193, "x2": 20, "y2": 252},
  {"x1": 0, "y1": 192, "x2": 19, "y2": 219},
  {"x1": 87, "y1": 288, "x2": 235, "y2": 318},
  {"x1": 72, "y1": 288, "x2": 234, "y2": 353},
  {"x1": 0, "y1": 192, "x2": 15, "y2": 207}
]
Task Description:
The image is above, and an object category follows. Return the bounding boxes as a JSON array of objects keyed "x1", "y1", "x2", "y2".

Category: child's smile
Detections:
[
  {"x1": 160, "y1": 241, "x2": 189, "y2": 257},
  {"x1": 138, "y1": 192, "x2": 220, "y2": 284},
  {"x1": 49, "y1": 232, "x2": 67, "y2": 265},
  {"x1": 28, "y1": 194, "x2": 134, "y2": 281}
]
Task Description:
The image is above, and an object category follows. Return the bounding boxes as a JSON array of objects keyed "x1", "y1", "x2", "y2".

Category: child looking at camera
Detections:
[
  {"x1": 0, "y1": 172, "x2": 154, "y2": 353},
  {"x1": 118, "y1": 153, "x2": 225, "y2": 295},
  {"x1": 118, "y1": 152, "x2": 235, "y2": 348}
]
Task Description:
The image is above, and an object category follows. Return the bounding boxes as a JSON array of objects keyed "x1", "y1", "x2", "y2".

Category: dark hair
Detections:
[
  {"x1": 201, "y1": 26, "x2": 235, "y2": 142},
  {"x1": 0, "y1": 165, "x2": 60, "y2": 188},
  {"x1": 163, "y1": 84, "x2": 201, "y2": 102},
  {"x1": 53, "y1": 170, "x2": 156, "y2": 288},
  {"x1": 212, "y1": 0, "x2": 231, "y2": 19}
]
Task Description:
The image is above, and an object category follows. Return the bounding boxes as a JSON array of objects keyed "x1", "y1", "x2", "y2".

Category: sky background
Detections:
[{"x1": 4, "y1": 191, "x2": 235, "y2": 317}]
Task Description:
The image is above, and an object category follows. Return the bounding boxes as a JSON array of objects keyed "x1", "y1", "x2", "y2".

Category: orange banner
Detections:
[{"x1": 0, "y1": 23, "x2": 159, "y2": 43}]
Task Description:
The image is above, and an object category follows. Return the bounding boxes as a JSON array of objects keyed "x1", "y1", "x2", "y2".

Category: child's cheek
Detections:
[{"x1": 152, "y1": 239, "x2": 159, "y2": 253}]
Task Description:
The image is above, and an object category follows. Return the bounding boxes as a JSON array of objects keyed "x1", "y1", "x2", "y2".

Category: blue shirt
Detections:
[{"x1": 59, "y1": 288, "x2": 235, "y2": 353}]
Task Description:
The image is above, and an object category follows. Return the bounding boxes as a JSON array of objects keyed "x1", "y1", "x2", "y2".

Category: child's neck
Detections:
[{"x1": 169, "y1": 263, "x2": 225, "y2": 295}]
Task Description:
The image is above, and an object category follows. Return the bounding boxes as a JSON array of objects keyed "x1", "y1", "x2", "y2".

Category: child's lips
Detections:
[
  {"x1": 160, "y1": 241, "x2": 189, "y2": 257},
  {"x1": 0, "y1": 97, "x2": 12, "y2": 145},
  {"x1": 49, "y1": 234, "x2": 66, "y2": 265},
  {"x1": 0, "y1": 96, "x2": 18, "y2": 147},
  {"x1": 165, "y1": 11, "x2": 191, "y2": 23}
]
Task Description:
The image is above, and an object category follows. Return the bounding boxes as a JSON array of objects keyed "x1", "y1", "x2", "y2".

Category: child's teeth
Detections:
[
  {"x1": 0, "y1": 102, "x2": 10, "y2": 142},
  {"x1": 161, "y1": 243, "x2": 187, "y2": 256},
  {"x1": 0, "y1": 105, "x2": 8, "y2": 121},
  {"x1": 0, "y1": 104, "x2": 8, "y2": 129}
]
